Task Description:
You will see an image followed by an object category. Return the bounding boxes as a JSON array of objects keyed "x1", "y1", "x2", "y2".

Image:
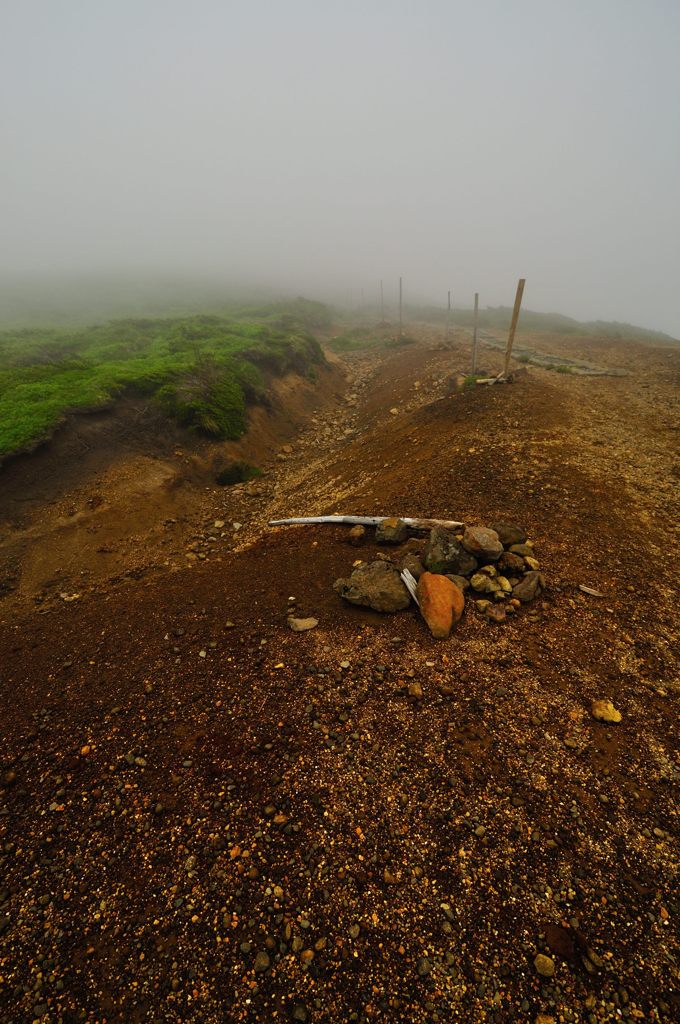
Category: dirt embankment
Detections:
[
  {"x1": 0, "y1": 356, "x2": 346, "y2": 614},
  {"x1": 0, "y1": 327, "x2": 678, "y2": 1024}
]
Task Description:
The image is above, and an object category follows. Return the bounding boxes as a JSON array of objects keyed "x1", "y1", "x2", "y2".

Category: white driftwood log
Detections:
[{"x1": 268, "y1": 515, "x2": 464, "y2": 531}]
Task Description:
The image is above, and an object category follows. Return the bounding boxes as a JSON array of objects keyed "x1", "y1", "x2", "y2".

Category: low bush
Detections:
[{"x1": 215, "y1": 461, "x2": 261, "y2": 486}]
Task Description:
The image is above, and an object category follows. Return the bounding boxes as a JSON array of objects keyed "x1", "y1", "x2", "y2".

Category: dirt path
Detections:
[{"x1": 0, "y1": 330, "x2": 678, "y2": 1024}]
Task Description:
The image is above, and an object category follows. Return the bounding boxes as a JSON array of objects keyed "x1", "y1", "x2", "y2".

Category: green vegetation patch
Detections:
[
  {"x1": 462, "y1": 374, "x2": 488, "y2": 388},
  {"x1": 328, "y1": 324, "x2": 402, "y2": 352},
  {"x1": 0, "y1": 310, "x2": 326, "y2": 461},
  {"x1": 215, "y1": 461, "x2": 262, "y2": 486}
]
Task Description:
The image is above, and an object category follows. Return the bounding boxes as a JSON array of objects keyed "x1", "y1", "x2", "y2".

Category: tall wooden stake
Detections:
[
  {"x1": 471, "y1": 292, "x2": 479, "y2": 373},
  {"x1": 445, "y1": 289, "x2": 451, "y2": 342},
  {"x1": 399, "y1": 277, "x2": 403, "y2": 336},
  {"x1": 380, "y1": 279, "x2": 384, "y2": 322},
  {"x1": 503, "y1": 278, "x2": 526, "y2": 376}
]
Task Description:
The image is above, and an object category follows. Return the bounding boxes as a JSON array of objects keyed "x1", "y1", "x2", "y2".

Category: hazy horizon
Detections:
[{"x1": 2, "y1": 1, "x2": 679, "y2": 335}]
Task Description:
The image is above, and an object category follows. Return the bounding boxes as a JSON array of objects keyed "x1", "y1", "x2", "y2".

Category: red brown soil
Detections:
[{"x1": 0, "y1": 327, "x2": 678, "y2": 1024}]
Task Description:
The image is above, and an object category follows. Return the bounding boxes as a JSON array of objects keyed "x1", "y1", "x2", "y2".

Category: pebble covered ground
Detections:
[{"x1": 0, "y1": 329, "x2": 678, "y2": 1023}]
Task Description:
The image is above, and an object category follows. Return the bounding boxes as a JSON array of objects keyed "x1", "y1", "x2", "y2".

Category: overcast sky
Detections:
[{"x1": 2, "y1": 0, "x2": 679, "y2": 333}]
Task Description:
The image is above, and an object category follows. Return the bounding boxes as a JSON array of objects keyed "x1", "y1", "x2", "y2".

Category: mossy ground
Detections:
[{"x1": 0, "y1": 307, "x2": 326, "y2": 460}]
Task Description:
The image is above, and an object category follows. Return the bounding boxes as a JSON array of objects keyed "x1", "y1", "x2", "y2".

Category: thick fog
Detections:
[{"x1": 2, "y1": 0, "x2": 679, "y2": 334}]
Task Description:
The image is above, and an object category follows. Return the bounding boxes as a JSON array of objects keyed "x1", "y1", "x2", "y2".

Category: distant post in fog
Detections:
[
  {"x1": 380, "y1": 279, "x2": 384, "y2": 322},
  {"x1": 399, "y1": 277, "x2": 403, "y2": 336},
  {"x1": 446, "y1": 289, "x2": 451, "y2": 342},
  {"x1": 471, "y1": 292, "x2": 479, "y2": 373}
]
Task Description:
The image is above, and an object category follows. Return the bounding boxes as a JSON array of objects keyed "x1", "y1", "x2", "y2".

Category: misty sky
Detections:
[{"x1": 2, "y1": 1, "x2": 679, "y2": 333}]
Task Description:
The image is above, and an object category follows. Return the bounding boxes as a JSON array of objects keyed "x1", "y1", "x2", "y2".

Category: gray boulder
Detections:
[
  {"x1": 461, "y1": 526, "x2": 503, "y2": 563},
  {"x1": 424, "y1": 527, "x2": 478, "y2": 576},
  {"x1": 375, "y1": 517, "x2": 409, "y2": 544},
  {"x1": 334, "y1": 560, "x2": 411, "y2": 613},
  {"x1": 491, "y1": 521, "x2": 527, "y2": 547}
]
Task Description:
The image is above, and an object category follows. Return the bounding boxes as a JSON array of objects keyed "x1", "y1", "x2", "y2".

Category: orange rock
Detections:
[{"x1": 416, "y1": 572, "x2": 465, "y2": 639}]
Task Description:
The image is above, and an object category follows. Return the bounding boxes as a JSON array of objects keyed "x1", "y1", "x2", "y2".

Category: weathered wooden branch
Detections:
[
  {"x1": 268, "y1": 515, "x2": 464, "y2": 531},
  {"x1": 400, "y1": 568, "x2": 420, "y2": 606}
]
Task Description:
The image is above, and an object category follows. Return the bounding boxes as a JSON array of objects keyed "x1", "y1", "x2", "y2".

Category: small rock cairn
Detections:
[{"x1": 334, "y1": 519, "x2": 545, "y2": 639}]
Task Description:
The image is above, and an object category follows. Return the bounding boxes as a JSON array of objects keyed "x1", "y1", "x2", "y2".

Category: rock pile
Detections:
[{"x1": 334, "y1": 518, "x2": 545, "y2": 638}]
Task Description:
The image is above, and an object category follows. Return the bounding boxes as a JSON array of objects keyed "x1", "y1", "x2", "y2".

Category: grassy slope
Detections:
[
  {"x1": 0, "y1": 299, "x2": 330, "y2": 462},
  {"x1": 404, "y1": 304, "x2": 678, "y2": 343}
]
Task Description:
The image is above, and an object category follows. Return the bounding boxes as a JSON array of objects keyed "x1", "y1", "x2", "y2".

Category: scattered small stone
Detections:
[
  {"x1": 348, "y1": 525, "x2": 366, "y2": 546},
  {"x1": 470, "y1": 573, "x2": 501, "y2": 595},
  {"x1": 288, "y1": 617, "x2": 319, "y2": 632},
  {"x1": 513, "y1": 571, "x2": 545, "y2": 602},
  {"x1": 586, "y1": 947, "x2": 605, "y2": 968},
  {"x1": 416, "y1": 956, "x2": 432, "y2": 977},
  {"x1": 534, "y1": 953, "x2": 555, "y2": 977},
  {"x1": 254, "y1": 950, "x2": 271, "y2": 973},
  {"x1": 591, "y1": 699, "x2": 622, "y2": 724},
  {"x1": 486, "y1": 605, "x2": 506, "y2": 624}
]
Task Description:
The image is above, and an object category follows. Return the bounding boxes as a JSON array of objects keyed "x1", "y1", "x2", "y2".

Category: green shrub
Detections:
[
  {"x1": 215, "y1": 461, "x2": 261, "y2": 486},
  {"x1": 385, "y1": 335, "x2": 416, "y2": 349}
]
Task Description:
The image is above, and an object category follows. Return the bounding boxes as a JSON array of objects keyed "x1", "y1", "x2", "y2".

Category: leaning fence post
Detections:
[
  {"x1": 503, "y1": 278, "x2": 525, "y2": 377},
  {"x1": 471, "y1": 292, "x2": 479, "y2": 373}
]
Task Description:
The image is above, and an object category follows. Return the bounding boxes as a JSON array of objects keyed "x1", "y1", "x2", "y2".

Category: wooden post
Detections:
[
  {"x1": 446, "y1": 289, "x2": 451, "y2": 342},
  {"x1": 471, "y1": 292, "x2": 479, "y2": 373},
  {"x1": 380, "y1": 279, "x2": 384, "y2": 322},
  {"x1": 503, "y1": 278, "x2": 525, "y2": 377},
  {"x1": 399, "y1": 277, "x2": 403, "y2": 336}
]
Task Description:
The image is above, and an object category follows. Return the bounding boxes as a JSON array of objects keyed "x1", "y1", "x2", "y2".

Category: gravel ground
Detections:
[{"x1": 0, "y1": 328, "x2": 678, "y2": 1023}]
